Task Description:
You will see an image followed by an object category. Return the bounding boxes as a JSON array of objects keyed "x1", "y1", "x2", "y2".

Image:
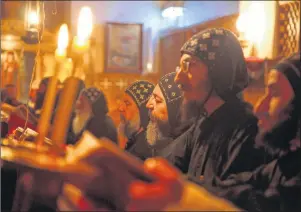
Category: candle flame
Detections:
[
  {"x1": 236, "y1": 2, "x2": 266, "y2": 44},
  {"x1": 58, "y1": 24, "x2": 69, "y2": 50},
  {"x1": 28, "y1": 11, "x2": 39, "y2": 25},
  {"x1": 77, "y1": 7, "x2": 93, "y2": 45}
]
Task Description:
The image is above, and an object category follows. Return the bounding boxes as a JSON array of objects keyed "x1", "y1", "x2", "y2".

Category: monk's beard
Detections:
[
  {"x1": 72, "y1": 110, "x2": 92, "y2": 135},
  {"x1": 255, "y1": 106, "x2": 299, "y2": 155},
  {"x1": 118, "y1": 114, "x2": 140, "y2": 139},
  {"x1": 146, "y1": 114, "x2": 170, "y2": 146}
]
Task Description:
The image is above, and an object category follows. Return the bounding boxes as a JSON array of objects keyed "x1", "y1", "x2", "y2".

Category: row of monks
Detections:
[{"x1": 1, "y1": 28, "x2": 301, "y2": 211}]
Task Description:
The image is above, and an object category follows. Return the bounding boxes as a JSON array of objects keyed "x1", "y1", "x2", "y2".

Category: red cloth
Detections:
[{"x1": 7, "y1": 113, "x2": 36, "y2": 135}]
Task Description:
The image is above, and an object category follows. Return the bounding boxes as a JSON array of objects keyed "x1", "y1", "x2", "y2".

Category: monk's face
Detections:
[
  {"x1": 75, "y1": 94, "x2": 92, "y2": 115},
  {"x1": 175, "y1": 54, "x2": 211, "y2": 102},
  {"x1": 254, "y1": 70, "x2": 295, "y2": 133},
  {"x1": 118, "y1": 93, "x2": 140, "y2": 124},
  {"x1": 146, "y1": 85, "x2": 170, "y2": 145},
  {"x1": 146, "y1": 85, "x2": 168, "y2": 124}
]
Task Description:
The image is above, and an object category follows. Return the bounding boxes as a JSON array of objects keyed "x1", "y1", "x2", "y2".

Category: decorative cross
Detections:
[
  {"x1": 99, "y1": 78, "x2": 113, "y2": 90},
  {"x1": 115, "y1": 79, "x2": 128, "y2": 90}
]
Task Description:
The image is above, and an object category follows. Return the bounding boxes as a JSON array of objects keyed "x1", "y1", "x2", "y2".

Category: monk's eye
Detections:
[{"x1": 155, "y1": 98, "x2": 162, "y2": 103}]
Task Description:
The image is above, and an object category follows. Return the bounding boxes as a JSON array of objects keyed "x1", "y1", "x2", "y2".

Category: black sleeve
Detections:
[
  {"x1": 165, "y1": 124, "x2": 196, "y2": 174},
  {"x1": 209, "y1": 184, "x2": 281, "y2": 212},
  {"x1": 220, "y1": 121, "x2": 271, "y2": 179},
  {"x1": 207, "y1": 174, "x2": 301, "y2": 212},
  {"x1": 207, "y1": 157, "x2": 301, "y2": 212}
]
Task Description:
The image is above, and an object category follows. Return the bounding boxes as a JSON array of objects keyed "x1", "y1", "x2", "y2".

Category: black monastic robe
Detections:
[
  {"x1": 166, "y1": 99, "x2": 271, "y2": 185},
  {"x1": 206, "y1": 149, "x2": 301, "y2": 212}
]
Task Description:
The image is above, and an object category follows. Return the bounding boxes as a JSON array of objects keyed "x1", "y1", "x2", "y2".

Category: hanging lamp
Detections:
[{"x1": 22, "y1": 1, "x2": 44, "y2": 44}]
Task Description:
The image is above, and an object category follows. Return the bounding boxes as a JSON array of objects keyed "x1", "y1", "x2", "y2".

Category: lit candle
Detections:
[
  {"x1": 35, "y1": 24, "x2": 70, "y2": 149},
  {"x1": 55, "y1": 24, "x2": 69, "y2": 61},
  {"x1": 72, "y1": 7, "x2": 93, "y2": 53},
  {"x1": 50, "y1": 7, "x2": 93, "y2": 152}
]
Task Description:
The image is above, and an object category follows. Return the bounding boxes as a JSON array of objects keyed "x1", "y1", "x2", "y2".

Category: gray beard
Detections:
[
  {"x1": 118, "y1": 114, "x2": 140, "y2": 139},
  {"x1": 146, "y1": 121, "x2": 164, "y2": 146},
  {"x1": 146, "y1": 114, "x2": 170, "y2": 146},
  {"x1": 72, "y1": 111, "x2": 91, "y2": 135}
]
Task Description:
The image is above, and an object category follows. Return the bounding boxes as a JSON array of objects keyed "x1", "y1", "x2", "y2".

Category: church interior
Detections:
[{"x1": 1, "y1": 1, "x2": 301, "y2": 211}]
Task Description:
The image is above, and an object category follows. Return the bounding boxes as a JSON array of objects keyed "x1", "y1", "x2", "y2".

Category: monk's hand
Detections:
[{"x1": 127, "y1": 158, "x2": 184, "y2": 211}]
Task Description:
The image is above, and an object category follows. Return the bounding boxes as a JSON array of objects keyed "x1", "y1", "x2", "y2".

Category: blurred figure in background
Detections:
[
  {"x1": 118, "y1": 80, "x2": 155, "y2": 160},
  {"x1": 2, "y1": 84, "x2": 22, "y2": 106},
  {"x1": 33, "y1": 77, "x2": 61, "y2": 117},
  {"x1": 68, "y1": 87, "x2": 118, "y2": 145}
]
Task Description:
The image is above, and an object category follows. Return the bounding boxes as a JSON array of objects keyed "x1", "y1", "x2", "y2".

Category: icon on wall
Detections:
[
  {"x1": 1, "y1": 51, "x2": 20, "y2": 88},
  {"x1": 105, "y1": 22, "x2": 143, "y2": 74}
]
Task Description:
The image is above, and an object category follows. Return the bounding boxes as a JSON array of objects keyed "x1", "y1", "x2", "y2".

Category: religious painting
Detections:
[
  {"x1": 105, "y1": 22, "x2": 143, "y2": 73},
  {"x1": 1, "y1": 51, "x2": 20, "y2": 88}
]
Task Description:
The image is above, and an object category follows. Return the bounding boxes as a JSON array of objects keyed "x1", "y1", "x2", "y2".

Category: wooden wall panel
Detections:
[
  {"x1": 159, "y1": 31, "x2": 186, "y2": 76},
  {"x1": 192, "y1": 14, "x2": 238, "y2": 36}
]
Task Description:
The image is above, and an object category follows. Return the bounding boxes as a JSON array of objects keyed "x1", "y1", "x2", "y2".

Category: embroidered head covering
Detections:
[
  {"x1": 181, "y1": 28, "x2": 248, "y2": 101},
  {"x1": 158, "y1": 72, "x2": 183, "y2": 128},
  {"x1": 81, "y1": 87, "x2": 108, "y2": 116},
  {"x1": 125, "y1": 80, "x2": 155, "y2": 128}
]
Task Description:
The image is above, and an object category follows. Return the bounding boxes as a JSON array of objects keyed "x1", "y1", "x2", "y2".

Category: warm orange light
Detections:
[
  {"x1": 58, "y1": 24, "x2": 69, "y2": 50},
  {"x1": 56, "y1": 24, "x2": 69, "y2": 59},
  {"x1": 28, "y1": 11, "x2": 39, "y2": 26},
  {"x1": 75, "y1": 7, "x2": 93, "y2": 47},
  {"x1": 236, "y1": 2, "x2": 266, "y2": 45},
  {"x1": 236, "y1": 13, "x2": 247, "y2": 33}
]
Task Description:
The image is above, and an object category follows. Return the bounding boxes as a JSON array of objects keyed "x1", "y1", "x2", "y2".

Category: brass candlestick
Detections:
[
  {"x1": 35, "y1": 24, "x2": 69, "y2": 150},
  {"x1": 49, "y1": 6, "x2": 93, "y2": 153}
]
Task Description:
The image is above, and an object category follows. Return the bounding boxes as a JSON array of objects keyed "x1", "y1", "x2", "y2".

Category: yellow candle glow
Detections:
[
  {"x1": 73, "y1": 6, "x2": 93, "y2": 52},
  {"x1": 55, "y1": 24, "x2": 69, "y2": 60},
  {"x1": 28, "y1": 11, "x2": 39, "y2": 26}
]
